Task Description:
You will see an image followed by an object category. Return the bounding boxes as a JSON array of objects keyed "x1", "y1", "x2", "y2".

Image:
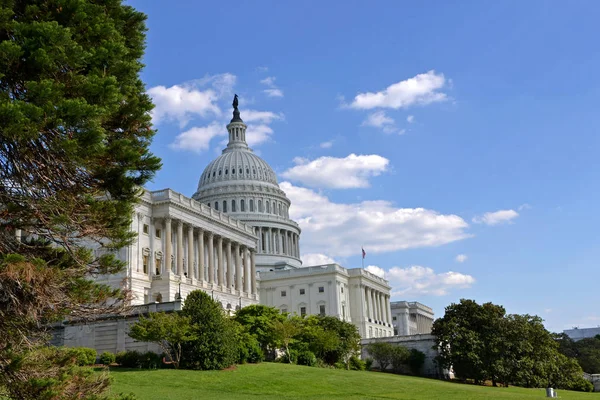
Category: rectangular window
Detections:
[
  {"x1": 393, "y1": 316, "x2": 397, "y2": 321},
  {"x1": 319, "y1": 304, "x2": 326, "y2": 316},
  {"x1": 143, "y1": 255, "x2": 148, "y2": 274},
  {"x1": 299, "y1": 288, "x2": 305, "y2": 295},
  {"x1": 281, "y1": 290, "x2": 286, "y2": 297},
  {"x1": 341, "y1": 287, "x2": 344, "y2": 293},
  {"x1": 143, "y1": 224, "x2": 149, "y2": 234},
  {"x1": 155, "y1": 258, "x2": 161, "y2": 275},
  {"x1": 281, "y1": 308, "x2": 287, "y2": 314},
  {"x1": 300, "y1": 307, "x2": 306, "y2": 317},
  {"x1": 318, "y1": 286, "x2": 324, "y2": 293},
  {"x1": 155, "y1": 228, "x2": 161, "y2": 238}
]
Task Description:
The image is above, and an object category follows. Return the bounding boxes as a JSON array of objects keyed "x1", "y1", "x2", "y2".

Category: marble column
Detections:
[
  {"x1": 197, "y1": 229, "x2": 204, "y2": 282},
  {"x1": 226, "y1": 240, "x2": 233, "y2": 289},
  {"x1": 235, "y1": 243, "x2": 242, "y2": 291},
  {"x1": 379, "y1": 293, "x2": 385, "y2": 324},
  {"x1": 217, "y1": 236, "x2": 224, "y2": 286},
  {"x1": 365, "y1": 287, "x2": 371, "y2": 320},
  {"x1": 164, "y1": 218, "x2": 172, "y2": 274},
  {"x1": 187, "y1": 225, "x2": 193, "y2": 279},
  {"x1": 371, "y1": 290, "x2": 377, "y2": 321},
  {"x1": 176, "y1": 220, "x2": 183, "y2": 275},
  {"x1": 207, "y1": 233, "x2": 214, "y2": 284},
  {"x1": 243, "y1": 247, "x2": 250, "y2": 293},
  {"x1": 250, "y1": 250, "x2": 256, "y2": 295}
]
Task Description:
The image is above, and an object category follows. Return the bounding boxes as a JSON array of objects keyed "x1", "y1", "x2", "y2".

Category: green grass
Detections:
[{"x1": 106, "y1": 363, "x2": 598, "y2": 400}]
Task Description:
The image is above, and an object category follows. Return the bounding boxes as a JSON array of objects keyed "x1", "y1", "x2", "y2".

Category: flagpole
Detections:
[{"x1": 361, "y1": 245, "x2": 364, "y2": 269}]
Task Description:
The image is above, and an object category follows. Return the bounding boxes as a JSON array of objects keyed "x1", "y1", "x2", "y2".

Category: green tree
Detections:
[
  {"x1": 180, "y1": 290, "x2": 238, "y2": 370},
  {"x1": 314, "y1": 316, "x2": 361, "y2": 368},
  {"x1": 366, "y1": 342, "x2": 394, "y2": 370},
  {"x1": 432, "y1": 299, "x2": 505, "y2": 384},
  {"x1": 273, "y1": 317, "x2": 302, "y2": 364},
  {"x1": 128, "y1": 312, "x2": 196, "y2": 369},
  {"x1": 390, "y1": 345, "x2": 410, "y2": 374},
  {"x1": 0, "y1": 0, "x2": 159, "y2": 398},
  {"x1": 556, "y1": 334, "x2": 600, "y2": 374},
  {"x1": 234, "y1": 304, "x2": 285, "y2": 355}
]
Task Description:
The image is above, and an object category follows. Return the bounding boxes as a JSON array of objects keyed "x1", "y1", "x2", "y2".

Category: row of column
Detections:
[
  {"x1": 257, "y1": 227, "x2": 299, "y2": 258},
  {"x1": 161, "y1": 218, "x2": 257, "y2": 295},
  {"x1": 364, "y1": 286, "x2": 391, "y2": 325}
]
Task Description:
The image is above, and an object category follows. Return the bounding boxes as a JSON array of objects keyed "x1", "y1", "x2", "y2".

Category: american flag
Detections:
[{"x1": 362, "y1": 247, "x2": 366, "y2": 259}]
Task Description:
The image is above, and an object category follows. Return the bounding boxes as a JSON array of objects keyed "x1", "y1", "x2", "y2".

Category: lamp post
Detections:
[{"x1": 176, "y1": 272, "x2": 187, "y2": 300}]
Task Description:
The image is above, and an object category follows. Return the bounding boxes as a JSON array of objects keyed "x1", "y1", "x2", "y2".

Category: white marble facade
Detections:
[
  {"x1": 390, "y1": 301, "x2": 434, "y2": 336},
  {"x1": 259, "y1": 264, "x2": 394, "y2": 338},
  {"x1": 91, "y1": 99, "x2": 398, "y2": 340},
  {"x1": 95, "y1": 188, "x2": 260, "y2": 311}
]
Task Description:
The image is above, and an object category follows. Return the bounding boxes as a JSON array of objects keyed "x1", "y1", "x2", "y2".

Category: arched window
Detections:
[
  {"x1": 249, "y1": 199, "x2": 254, "y2": 212},
  {"x1": 232, "y1": 168, "x2": 235, "y2": 174},
  {"x1": 225, "y1": 168, "x2": 228, "y2": 175},
  {"x1": 223, "y1": 201, "x2": 227, "y2": 213},
  {"x1": 231, "y1": 200, "x2": 236, "y2": 212},
  {"x1": 266, "y1": 201, "x2": 270, "y2": 214},
  {"x1": 258, "y1": 200, "x2": 263, "y2": 213},
  {"x1": 239, "y1": 168, "x2": 242, "y2": 174},
  {"x1": 241, "y1": 199, "x2": 245, "y2": 212},
  {"x1": 212, "y1": 171, "x2": 216, "y2": 177},
  {"x1": 218, "y1": 169, "x2": 222, "y2": 176},
  {"x1": 214, "y1": 202, "x2": 219, "y2": 211},
  {"x1": 246, "y1": 168, "x2": 249, "y2": 174}
]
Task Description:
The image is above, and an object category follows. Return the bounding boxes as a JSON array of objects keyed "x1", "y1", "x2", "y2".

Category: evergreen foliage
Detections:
[
  {"x1": 0, "y1": 1, "x2": 160, "y2": 397},
  {"x1": 180, "y1": 290, "x2": 238, "y2": 370}
]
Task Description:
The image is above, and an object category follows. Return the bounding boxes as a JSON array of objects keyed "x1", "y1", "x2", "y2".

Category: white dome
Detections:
[
  {"x1": 192, "y1": 98, "x2": 302, "y2": 270},
  {"x1": 196, "y1": 148, "x2": 278, "y2": 192}
]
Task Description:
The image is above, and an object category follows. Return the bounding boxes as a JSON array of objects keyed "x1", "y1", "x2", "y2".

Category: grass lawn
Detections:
[{"x1": 106, "y1": 362, "x2": 598, "y2": 399}]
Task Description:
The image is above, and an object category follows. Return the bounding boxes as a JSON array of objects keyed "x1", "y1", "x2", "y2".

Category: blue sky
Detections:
[{"x1": 127, "y1": 0, "x2": 600, "y2": 332}]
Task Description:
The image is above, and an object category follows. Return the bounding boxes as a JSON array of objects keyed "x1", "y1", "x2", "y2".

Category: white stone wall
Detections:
[
  {"x1": 361, "y1": 334, "x2": 443, "y2": 378},
  {"x1": 259, "y1": 264, "x2": 393, "y2": 338}
]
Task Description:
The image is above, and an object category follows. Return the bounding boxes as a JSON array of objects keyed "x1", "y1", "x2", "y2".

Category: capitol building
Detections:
[{"x1": 55, "y1": 99, "x2": 434, "y2": 353}]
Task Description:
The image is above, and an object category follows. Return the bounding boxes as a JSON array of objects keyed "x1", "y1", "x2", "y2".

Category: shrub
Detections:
[
  {"x1": 364, "y1": 357, "x2": 374, "y2": 370},
  {"x1": 296, "y1": 350, "x2": 317, "y2": 367},
  {"x1": 99, "y1": 351, "x2": 116, "y2": 365},
  {"x1": 278, "y1": 349, "x2": 298, "y2": 364},
  {"x1": 390, "y1": 346, "x2": 410, "y2": 373},
  {"x1": 180, "y1": 290, "x2": 238, "y2": 370},
  {"x1": 349, "y1": 355, "x2": 366, "y2": 371},
  {"x1": 140, "y1": 351, "x2": 162, "y2": 369},
  {"x1": 408, "y1": 349, "x2": 426, "y2": 375},
  {"x1": 66, "y1": 347, "x2": 97, "y2": 366},
  {"x1": 116, "y1": 350, "x2": 142, "y2": 368},
  {"x1": 366, "y1": 342, "x2": 394, "y2": 370},
  {"x1": 334, "y1": 361, "x2": 347, "y2": 369}
]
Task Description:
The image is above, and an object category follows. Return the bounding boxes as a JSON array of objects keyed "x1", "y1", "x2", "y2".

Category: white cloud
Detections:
[
  {"x1": 518, "y1": 203, "x2": 532, "y2": 211},
  {"x1": 319, "y1": 140, "x2": 334, "y2": 149},
  {"x1": 362, "y1": 111, "x2": 404, "y2": 134},
  {"x1": 260, "y1": 76, "x2": 284, "y2": 98},
  {"x1": 366, "y1": 265, "x2": 386, "y2": 278},
  {"x1": 407, "y1": 115, "x2": 415, "y2": 123},
  {"x1": 169, "y1": 122, "x2": 225, "y2": 153},
  {"x1": 384, "y1": 265, "x2": 475, "y2": 297},
  {"x1": 246, "y1": 124, "x2": 274, "y2": 147},
  {"x1": 264, "y1": 89, "x2": 284, "y2": 98},
  {"x1": 281, "y1": 182, "x2": 471, "y2": 257},
  {"x1": 302, "y1": 253, "x2": 336, "y2": 266},
  {"x1": 242, "y1": 110, "x2": 283, "y2": 124},
  {"x1": 350, "y1": 70, "x2": 448, "y2": 110},
  {"x1": 473, "y1": 209, "x2": 519, "y2": 225},
  {"x1": 455, "y1": 254, "x2": 468, "y2": 263},
  {"x1": 260, "y1": 77, "x2": 276, "y2": 86},
  {"x1": 256, "y1": 66, "x2": 269, "y2": 73},
  {"x1": 281, "y1": 154, "x2": 389, "y2": 189},
  {"x1": 148, "y1": 73, "x2": 236, "y2": 127}
]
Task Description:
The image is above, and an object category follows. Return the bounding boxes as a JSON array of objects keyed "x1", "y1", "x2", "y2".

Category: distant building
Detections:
[
  {"x1": 391, "y1": 301, "x2": 434, "y2": 336},
  {"x1": 564, "y1": 327, "x2": 600, "y2": 341},
  {"x1": 259, "y1": 264, "x2": 394, "y2": 338}
]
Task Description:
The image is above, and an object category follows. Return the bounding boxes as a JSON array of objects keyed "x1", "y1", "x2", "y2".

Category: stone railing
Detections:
[
  {"x1": 148, "y1": 188, "x2": 255, "y2": 235},
  {"x1": 259, "y1": 263, "x2": 348, "y2": 280},
  {"x1": 347, "y1": 268, "x2": 390, "y2": 286}
]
